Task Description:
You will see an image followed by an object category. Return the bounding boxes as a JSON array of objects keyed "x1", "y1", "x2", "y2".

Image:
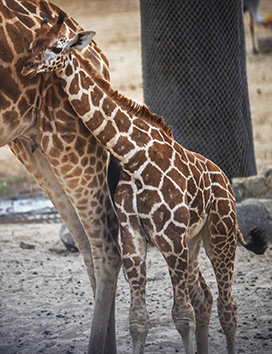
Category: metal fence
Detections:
[{"x1": 140, "y1": 0, "x2": 257, "y2": 180}]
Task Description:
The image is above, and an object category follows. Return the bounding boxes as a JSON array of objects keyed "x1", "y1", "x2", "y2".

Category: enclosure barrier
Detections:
[{"x1": 140, "y1": 0, "x2": 257, "y2": 180}]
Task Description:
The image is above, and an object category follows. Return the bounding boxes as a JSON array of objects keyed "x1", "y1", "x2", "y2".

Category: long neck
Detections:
[{"x1": 57, "y1": 52, "x2": 173, "y2": 174}]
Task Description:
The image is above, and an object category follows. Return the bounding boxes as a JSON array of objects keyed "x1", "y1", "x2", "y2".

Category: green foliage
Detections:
[{"x1": 0, "y1": 176, "x2": 22, "y2": 195}]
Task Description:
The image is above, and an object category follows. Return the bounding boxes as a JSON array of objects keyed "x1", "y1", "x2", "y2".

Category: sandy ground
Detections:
[
  {"x1": 0, "y1": 224, "x2": 272, "y2": 354},
  {"x1": 0, "y1": 0, "x2": 272, "y2": 353}
]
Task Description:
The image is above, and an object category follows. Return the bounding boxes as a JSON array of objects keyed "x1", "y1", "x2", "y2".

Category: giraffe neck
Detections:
[{"x1": 57, "y1": 51, "x2": 173, "y2": 175}]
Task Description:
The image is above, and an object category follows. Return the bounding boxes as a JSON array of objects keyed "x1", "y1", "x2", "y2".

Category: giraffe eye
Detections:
[{"x1": 51, "y1": 47, "x2": 62, "y2": 54}]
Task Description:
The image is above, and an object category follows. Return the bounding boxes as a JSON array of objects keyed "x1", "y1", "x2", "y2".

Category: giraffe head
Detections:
[{"x1": 21, "y1": 11, "x2": 95, "y2": 79}]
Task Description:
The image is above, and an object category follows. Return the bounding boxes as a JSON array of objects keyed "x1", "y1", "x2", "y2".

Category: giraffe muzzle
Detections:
[{"x1": 21, "y1": 62, "x2": 37, "y2": 78}]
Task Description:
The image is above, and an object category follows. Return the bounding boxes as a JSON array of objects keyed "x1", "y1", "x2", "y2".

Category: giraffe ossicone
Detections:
[{"x1": 22, "y1": 12, "x2": 267, "y2": 354}]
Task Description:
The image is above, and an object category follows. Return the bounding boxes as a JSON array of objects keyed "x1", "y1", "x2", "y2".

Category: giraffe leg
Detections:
[
  {"x1": 9, "y1": 140, "x2": 97, "y2": 289},
  {"x1": 104, "y1": 292, "x2": 117, "y2": 354},
  {"x1": 73, "y1": 214, "x2": 121, "y2": 354},
  {"x1": 114, "y1": 177, "x2": 149, "y2": 354},
  {"x1": 250, "y1": 14, "x2": 258, "y2": 54},
  {"x1": 188, "y1": 234, "x2": 213, "y2": 354},
  {"x1": 10, "y1": 140, "x2": 121, "y2": 354},
  {"x1": 202, "y1": 223, "x2": 237, "y2": 354},
  {"x1": 88, "y1": 264, "x2": 120, "y2": 354},
  {"x1": 155, "y1": 232, "x2": 195, "y2": 354},
  {"x1": 119, "y1": 223, "x2": 149, "y2": 354}
]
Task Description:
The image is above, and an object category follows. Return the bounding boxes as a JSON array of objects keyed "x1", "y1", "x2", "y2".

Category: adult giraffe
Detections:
[
  {"x1": 1, "y1": 1, "x2": 121, "y2": 353},
  {"x1": 21, "y1": 14, "x2": 267, "y2": 354}
]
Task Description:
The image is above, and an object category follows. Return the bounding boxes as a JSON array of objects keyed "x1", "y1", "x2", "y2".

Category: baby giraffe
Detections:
[{"x1": 22, "y1": 12, "x2": 266, "y2": 354}]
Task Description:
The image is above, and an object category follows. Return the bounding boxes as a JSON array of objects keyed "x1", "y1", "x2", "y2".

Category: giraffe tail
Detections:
[{"x1": 238, "y1": 227, "x2": 268, "y2": 255}]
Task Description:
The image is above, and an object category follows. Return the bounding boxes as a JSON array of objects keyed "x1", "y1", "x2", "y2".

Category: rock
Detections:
[
  {"x1": 236, "y1": 199, "x2": 272, "y2": 243},
  {"x1": 257, "y1": 36, "x2": 272, "y2": 53},
  {"x1": 233, "y1": 166, "x2": 272, "y2": 203},
  {"x1": 19, "y1": 241, "x2": 35, "y2": 250},
  {"x1": 262, "y1": 165, "x2": 272, "y2": 183},
  {"x1": 59, "y1": 224, "x2": 78, "y2": 252},
  {"x1": 233, "y1": 166, "x2": 272, "y2": 244}
]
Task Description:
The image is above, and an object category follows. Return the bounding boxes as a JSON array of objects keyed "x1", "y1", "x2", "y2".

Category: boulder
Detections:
[
  {"x1": 236, "y1": 199, "x2": 272, "y2": 243},
  {"x1": 233, "y1": 165, "x2": 272, "y2": 203},
  {"x1": 233, "y1": 166, "x2": 272, "y2": 244},
  {"x1": 257, "y1": 36, "x2": 272, "y2": 53}
]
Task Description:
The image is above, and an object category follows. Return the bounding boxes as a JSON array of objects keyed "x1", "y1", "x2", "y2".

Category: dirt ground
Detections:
[
  {"x1": 1, "y1": 224, "x2": 272, "y2": 354},
  {"x1": 0, "y1": 0, "x2": 272, "y2": 353}
]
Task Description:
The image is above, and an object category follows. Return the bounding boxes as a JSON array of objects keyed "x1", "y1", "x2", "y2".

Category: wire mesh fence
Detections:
[{"x1": 140, "y1": 0, "x2": 257, "y2": 180}]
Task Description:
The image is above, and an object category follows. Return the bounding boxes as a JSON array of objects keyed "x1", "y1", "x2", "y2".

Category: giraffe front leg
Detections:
[
  {"x1": 88, "y1": 269, "x2": 120, "y2": 354},
  {"x1": 70, "y1": 202, "x2": 121, "y2": 354},
  {"x1": 10, "y1": 140, "x2": 120, "y2": 354},
  {"x1": 171, "y1": 268, "x2": 195, "y2": 354},
  {"x1": 9, "y1": 140, "x2": 97, "y2": 290},
  {"x1": 250, "y1": 14, "x2": 258, "y2": 54},
  {"x1": 86, "y1": 228, "x2": 121, "y2": 354},
  {"x1": 114, "y1": 173, "x2": 149, "y2": 353},
  {"x1": 119, "y1": 224, "x2": 149, "y2": 354},
  {"x1": 128, "y1": 258, "x2": 149, "y2": 354}
]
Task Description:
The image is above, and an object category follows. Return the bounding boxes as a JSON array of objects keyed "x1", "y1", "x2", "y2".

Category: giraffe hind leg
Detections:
[
  {"x1": 202, "y1": 222, "x2": 237, "y2": 354},
  {"x1": 155, "y1": 230, "x2": 195, "y2": 354},
  {"x1": 188, "y1": 233, "x2": 213, "y2": 354}
]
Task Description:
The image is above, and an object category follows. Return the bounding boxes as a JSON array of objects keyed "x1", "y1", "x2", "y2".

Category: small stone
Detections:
[{"x1": 19, "y1": 241, "x2": 35, "y2": 250}]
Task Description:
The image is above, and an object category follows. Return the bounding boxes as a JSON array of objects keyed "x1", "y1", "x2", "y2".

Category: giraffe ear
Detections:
[{"x1": 66, "y1": 31, "x2": 96, "y2": 51}]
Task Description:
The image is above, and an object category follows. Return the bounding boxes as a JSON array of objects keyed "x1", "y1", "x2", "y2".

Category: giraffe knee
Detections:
[
  {"x1": 172, "y1": 304, "x2": 196, "y2": 338},
  {"x1": 172, "y1": 309, "x2": 196, "y2": 354},
  {"x1": 175, "y1": 318, "x2": 196, "y2": 339},
  {"x1": 130, "y1": 317, "x2": 149, "y2": 354},
  {"x1": 129, "y1": 308, "x2": 149, "y2": 341},
  {"x1": 130, "y1": 321, "x2": 148, "y2": 342}
]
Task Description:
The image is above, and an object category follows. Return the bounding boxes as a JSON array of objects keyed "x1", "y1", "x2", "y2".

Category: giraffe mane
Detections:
[{"x1": 75, "y1": 52, "x2": 173, "y2": 138}]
